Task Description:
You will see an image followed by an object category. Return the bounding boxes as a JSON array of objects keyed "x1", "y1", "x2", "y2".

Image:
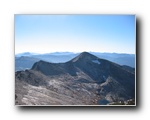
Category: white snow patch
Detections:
[
  {"x1": 92, "y1": 60, "x2": 101, "y2": 64},
  {"x1": 25, "y1": 68, "x2": 30, "y2": 70}
]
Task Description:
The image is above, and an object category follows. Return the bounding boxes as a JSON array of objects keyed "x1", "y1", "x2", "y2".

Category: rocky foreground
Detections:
[{"x1": 15, "y1": 52, "x2": 135, "y2": 105}]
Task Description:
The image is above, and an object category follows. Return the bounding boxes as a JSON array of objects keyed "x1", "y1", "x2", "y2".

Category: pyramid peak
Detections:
[
  {"x1": 80, "y1": 51, "x2": 91, "y2": 55},
  {"x1": 70, "y1": 52, "x2": 98, "y2": 63}
]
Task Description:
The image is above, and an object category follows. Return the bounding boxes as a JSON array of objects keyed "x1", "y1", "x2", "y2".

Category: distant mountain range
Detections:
[
  {"x1": 15, "y1": 56, "x2": 40, "y2": 71},
  {"x1": 15, "y1": 52, "x2": 135, "y2": 105},
  {"x1": 15, "y1": 52, "x2": 39, "y2": 57},
  {"x1": 15, "y1": 52, "x2": 135, "y2": 71}
]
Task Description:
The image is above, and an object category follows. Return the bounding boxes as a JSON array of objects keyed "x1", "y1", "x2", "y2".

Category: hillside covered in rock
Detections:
[{"x1": 15, "y1": 52, "x2": 135, "y2": 105}]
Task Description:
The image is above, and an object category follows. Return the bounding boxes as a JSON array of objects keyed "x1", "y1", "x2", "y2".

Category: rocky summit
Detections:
[{"x1": 15, "y1": 52, "x2": 135, "y2": 105}]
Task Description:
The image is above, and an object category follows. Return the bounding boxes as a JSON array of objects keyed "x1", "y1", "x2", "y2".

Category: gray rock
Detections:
[{"x1": 15, "y1": 52, "x2": 135, "y2": 105}]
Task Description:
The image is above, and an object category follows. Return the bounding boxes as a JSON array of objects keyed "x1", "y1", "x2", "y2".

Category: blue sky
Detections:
[{"x1": 15, "y1": 15, "x2": 135, "y2": 54}]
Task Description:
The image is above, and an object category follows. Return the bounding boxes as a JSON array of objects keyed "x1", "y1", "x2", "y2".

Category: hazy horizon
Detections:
[
  {"x1": 15, "y1": 51, "x2": 135, "y2": 55},
  {"x1": 15, "y1": 15, "x2": 135, "y2": 54}
]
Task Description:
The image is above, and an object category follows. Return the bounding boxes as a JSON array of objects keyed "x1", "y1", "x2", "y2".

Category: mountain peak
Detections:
[
  {"x1": 70, "y1": 52, "x2": 98, "y2": 63},
  {"x1": 80, "y1": 51, "x2": 92, "y2": 56}
]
